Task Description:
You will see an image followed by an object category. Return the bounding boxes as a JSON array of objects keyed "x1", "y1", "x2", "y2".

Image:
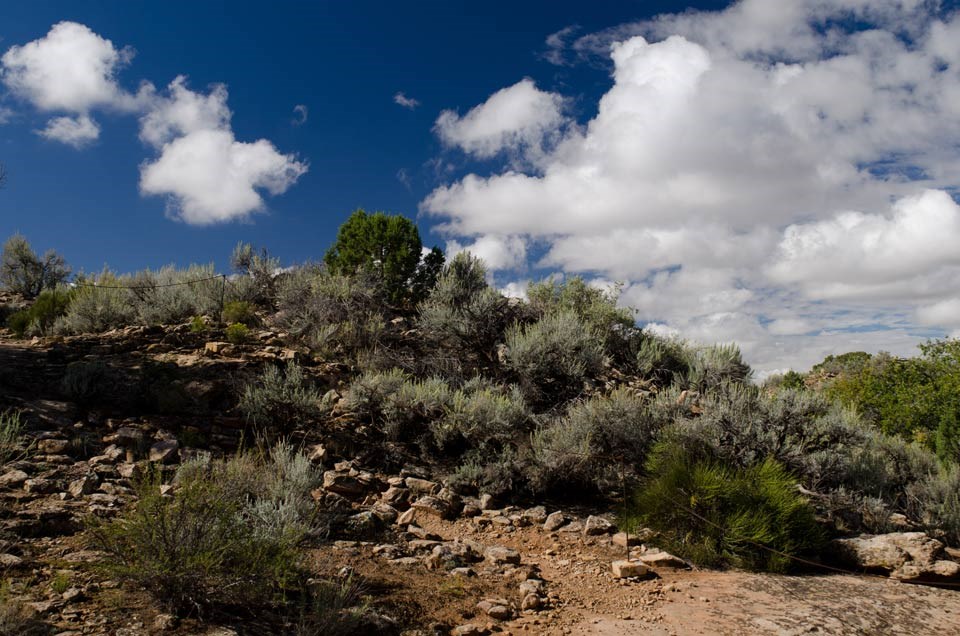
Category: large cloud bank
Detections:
[
  {"x1": 1, "y1": 22, "x2": 306, "y2": 223},
  {"x1": 423, "y1": 0, "x2": 960, "y2": 372}
]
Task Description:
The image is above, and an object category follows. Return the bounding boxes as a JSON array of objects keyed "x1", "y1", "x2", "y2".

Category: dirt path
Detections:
[{"x1": 402, "y1": 514, "x2": 960, "y2": 635}]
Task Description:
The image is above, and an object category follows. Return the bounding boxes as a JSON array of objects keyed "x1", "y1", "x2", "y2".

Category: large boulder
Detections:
[{"x1": 830, "y1": 532, "x2": 960, "y2": 582}]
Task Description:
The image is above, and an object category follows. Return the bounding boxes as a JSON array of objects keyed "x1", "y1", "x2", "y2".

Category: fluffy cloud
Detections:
[
  {"x1": 1, "y1": 21, "x2": 136, "y2": 112},
  {"x1": 1, "y1": 22, "x2": 307, "y2": 224},
  {"x1": 434, "y1": 79, "x2": 566, "y2": 162},
  {"x1": 138, "y1": 79, "x2": 307, "y2": 224},
  {"x1": 394, "y1": 92, "x2": 420, "y2": 110},
  {"x1": 36, "y1": 114, "x2": 100, "y2": 147},
  {"x1": 446, "y1": 234, "x2": 527, "y2": 271},
  {"x1": 424, "y1": 0, "x2": 960, "y2": 372}
]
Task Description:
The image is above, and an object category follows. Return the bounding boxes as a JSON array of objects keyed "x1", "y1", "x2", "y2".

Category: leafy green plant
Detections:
[
  {"x1": 225, "y1": 322, "x2": 250, "y2": 344},
  {"x1": 189, "y1": 315, "x2": 208, "y2": 333},
  {"x1": 222, "y1": 300, "x2": 257, "y2": 327},
  {"x1": 6, "y1": 287, "x2": 74, "y2": 337},
  {"x1": 238, "y1": 363, "x2": 321, "y2": 432},
  {"x1": 532, "y1": 388, "x2": 662, "y2": 492},
  {"x1": 0, "y1": 410, "x2": 26, "y2": 466},
  {"x1": 505, "y1": 310, "x2": 604, "y2": 409},
  {"x1": 628, "y1": 440, "x2": 825, "y2": 572},
  {"x1": 91, "y1": 445, "x2": 319, "y2": 617}
]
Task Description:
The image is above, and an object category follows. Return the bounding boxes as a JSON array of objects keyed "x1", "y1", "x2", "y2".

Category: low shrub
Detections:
[
  {"x1": 0, "y1": 410, "x2": 26, "y2": 466},
  {"x1": 432, "y1": 383, "x2": 530, "y2": 454},
  {"x1": 225, "y1": 322, "x2": 250, "y2": 344},
  {"x1": 90, "y1": 466, "x2": 301, "y2": 616},
  {"x1": 189, "y1": 315, "x2": 208, "y2": 333},
  {"x1": 682, "y1": 343, "x2": 752, "y2": 391},
  {"x1": 417, "y1": 253, "x2": 512, "y2": 374},
  {"x1": 53, "y1": 270, "x2": 136, "y2": 334},
  {"x1": 505, "y1": 310, "x2": 604, "y2": 409},
  {"x1": 91, "y1": 444, "x2": 320, "y2": 617},
  {"x1": 277, "y1": 266, "x2": 386, "y2": 358},
  {"x1": 239, "y1": 363, "x2": 321, "y2": 432},
  {"x1": 291, "y1": 576, "x2": 371, "y2": 636},
  {"x1": 635, "y1": 334, "x2": 693, "y2": 385},
  {"x1": 222, "y1": 300, "x2": 257, "y2": 327},
  {"x1": 6, "y1": 287, "x2": 74, "y2": 337},
  {"x1": 628, "y1": 440, "x2": 825, "y2": 572},
  {"x1": 909, "y1": 464, "x2": 960, "y2": 546},
  {"x1": 61, "y1": 360, "x2": 112, "y2": 407},
  {"x1": 532, "y1": 388, "x2": 662, "y2": 492}
]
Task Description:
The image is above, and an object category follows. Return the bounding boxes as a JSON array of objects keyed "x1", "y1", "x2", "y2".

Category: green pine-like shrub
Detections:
[{"x1": 628, "y1": 439, "x2": 825, "y2": 572}]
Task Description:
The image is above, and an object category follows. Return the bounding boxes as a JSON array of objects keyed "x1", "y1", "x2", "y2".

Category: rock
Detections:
[
  {"x1": 485, "y1": 546, "x2": 521, "y2": 565},
  {"x1": 149, "y1": 439, "x2": 179, "y2": 464},
  {"x1": 308, "y1": 444, "x2": 328, "y2": 464},
  {"x1": 452, "y1": 624, "x2": 489, "y2": 636},
  {"x1": 68, "y1": 473, "x2": 100, "y2": 498},
  {"x1": 583, "y1": 515, "x2": 615, "y2": 536},
  {"x1": 323, "y1": 471, "x2": 366, "y2": 498},
  {"x1": 477, "y1": 598, "x2": 513, "y2": 620},
  {"x1": 116, "y1": 462, "x2": 141, "y2": 480},
  {"x1": 521, "y1": 593, "x2": 541, "y2": 610},
  {"x1": 405, "y1": 477, "x2": 440, "y2": 495},
  {"x1": 154, "y1": 613, "x2": 177, "y2": 631},
  {"x1": 204, "y1": 341, "x2": 231, "y2": 355},
  {"x1": 411, "y1": 495, "x2": 450, "y2": 519},
  {"x1": 61, "y1": 587, "x2": 84, "y2": 603},
  {"x1": 830, "y1": 532, "x2": 959, "y2": 580},
  {"x1": 397, "y1": 508, "x2": 417, "y2": 525},
  {"x1": 0, "y1": 469, "x2": 29, "y2": 489},
  {"x1": 612, "y1": 560, "x2": 649, "y2": 578},
  {"x1": 543, "y1": 511, "x2": 567, "y2": 532},
  {"x1": 519, "y1": 579, "x2": 546, "y2": 596},
  {"x1": 461, "y1": 502, "x2": 481, "y2": 517},
  {"x1": 479, "y1": 493, "x2": 496, "y2": 510},
  {"x1": 559, "y1": 521, "x2": 583, "y2": 533},
  {"x1": 612, "y1": 532, "x2": 641, "y2": 548},
  {"x1": 37, "y1": 438, "x2": 70, "y2": 454},
  {"x1": 344, "y1": 510, "x2": 382, "y2": 537},
  {"x1": 23, "y1": 478, "x2": 56, "y2": 494},
  {"x1": 382, "y1": 486, "x2": 410, "y2": 507},
  {"x1": 522, "y1": 505, "x2": 548, "y2": 524},
  {"x1": 637, "y1": 550, "x2": 688, "y2": 569},
  {"x1": 0, "y1": 553, "x2": 24, "y2": 567},
  {"x1": 370, "y1": 503, "x2": 399, "y2": 525}
]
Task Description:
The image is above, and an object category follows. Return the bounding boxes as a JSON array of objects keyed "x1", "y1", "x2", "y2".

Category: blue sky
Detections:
[
  {"x1": 0, "y1": 0, "x2": 725, "y2": 272},
  {"x1": 2, "y1": 1, "x2": 960, "y2": 373}
]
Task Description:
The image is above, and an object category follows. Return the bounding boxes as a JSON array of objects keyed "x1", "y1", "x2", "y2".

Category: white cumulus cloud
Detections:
[
  {"x1": 1, "y1": 22, "x2": 307, "y2": 223},
  {"x1": 36, "y1": 114, "x2": 100, "y2": 147},
  {"x1": 445, "y1": 234, "x2": 527, "y2": 271},
  {"x1": 434, "y1": 79, "x2": 566, "y2": 163},
  {"x1": 423, "y1": 0, "x2": 960, "y2": 372},
  {"x1": 394, "y1": 92, "x2": 420, "y2": 110},
  {"x1": 138, "y1": 78, "x2": 307, "y2": 225}
]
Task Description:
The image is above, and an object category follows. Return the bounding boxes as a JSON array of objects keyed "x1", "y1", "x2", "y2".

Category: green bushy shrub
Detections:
[
  {"x1": 682, "y1": 343, "x2": 752, "y2": 391},
  {"x1": 91, "y1": 469, "x2": 298, "y2": 615},
  {"x1": 0, "y1": 410, "x2": 26, "y2": 466},
  {"x1": 54, "y1": 270, "x2": 136, "y2": 334},
  {"x1": 229, "y1": 242, "x2": 281, "y2": 307},
  {"x1": 505, "y1": 310, "x2": 604, "y2": 409},
  {"x1": 61, "y1": 360, "x2": 112, "y2": 407},
  {"x1": 239, "y1": 363, "x2": 321, "y2": 432},
  {"x1": 222, "y1": 300, "x2": 257, "y2": 326},
  {"x1": 189, "y1": 315, "x2": 207, "y2": 333},
  {"x1": 92, "y1": 444, "x2": 320, "y2": 616},
  {"x1": 225, "y1": 322, "x2": 250, "y2": 344},
  {"x1": 532, "y1": 388, "x2": 662, "y2": 492},
  {"x1": 635, "y1": 334, "x2": 693, "y2": 384},
  {"x1": 418, "y1": 253, "x2": 511, "y2": 372},
  {"x1": 6, "y1": 287, "x2": 74, "y2": 337},
  {"x1": 909, "y1": 464, "x2": 960, "y2": 545},
  {"x1": 629, "y1": 440, "x2": 825, "y2": 572},
  {"x1": 433, "y1": 383, "x2": 530, "y2": 454},
  {"x1": 277, "y1": 265, "x2": 386, "y2": 358},
  {"x1": 0, "y1": 233, "x2": 70, "y2": 299}
]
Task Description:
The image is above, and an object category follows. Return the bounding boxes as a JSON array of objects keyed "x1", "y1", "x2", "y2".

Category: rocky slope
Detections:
[{"x1": 2, "y1": 327, "x2": 960, "y2": 635}]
